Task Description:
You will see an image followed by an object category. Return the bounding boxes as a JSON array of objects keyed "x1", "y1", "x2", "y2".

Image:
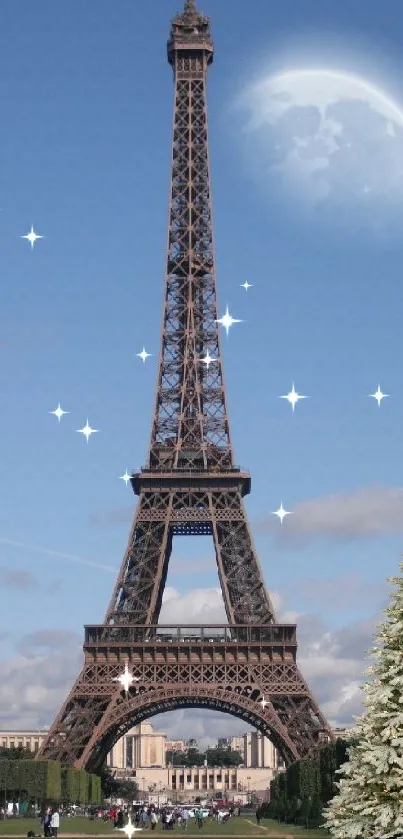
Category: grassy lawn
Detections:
[
  {"x1": 0, "y1": 816, "x2": 328, "y2": 838},
  {"x1": 1, "y1": 818, "x2": 113, "y2": 836},
  {"x1": 261, "y1": 820, "x2": 327, "y2": 837},
  {"x1": 0, "y1": 818, "x2": 111, "y2": 836}
]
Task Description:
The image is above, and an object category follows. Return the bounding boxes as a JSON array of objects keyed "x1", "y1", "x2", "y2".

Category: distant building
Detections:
[
  {"x1": 166, "y1": 739, "x2": 187, "y2": 753},
  {"x1": 332, "y1": 727, "x2": 355, "y2": 739},
  {"x1": 0, "y1": 723, "x2": 282, "y2": 777},
  {"x1": 0, "y1": 731, "x2": 48, "y2": 752},
  {"x1": 229, "y1": 732, "x2": 282, "y2": 769},
  {"x1": 230, "y1": 736, "x2": 244, "y2": 757},
  {"x1": 0, "y1": 722, "x2": 166, "y2": 772},
  {"x1": 107, "y1": 721, "x2": 166, "y2": 770},
  {"x1": 123, "y1": 765, "x2": 275, "y2": 803}
]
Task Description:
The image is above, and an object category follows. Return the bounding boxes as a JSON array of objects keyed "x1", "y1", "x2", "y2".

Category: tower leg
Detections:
[
  {"x1": 105, "y1": 492, "x2": 174, "y2": 625},
  {"x1": 210, "y1": 491, "x2": 276, "y2": 624}
]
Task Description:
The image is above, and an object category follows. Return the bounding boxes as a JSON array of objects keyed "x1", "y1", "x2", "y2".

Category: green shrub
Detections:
[
  {"x1": 268, "y1": 738, "x2": 352, "y2": 826},
  {"x1": 78, "y1": 769, "x2": 89, "y2": 804},
  {"x1": 0, "y1": 759, "x2": 61, "y2": 802},
  {"x1": 88, "y1": 774, "x2": 101, "y2": 805},
  {"x1": 61, "y1": 767, "x2": 80, "y2": 804}
]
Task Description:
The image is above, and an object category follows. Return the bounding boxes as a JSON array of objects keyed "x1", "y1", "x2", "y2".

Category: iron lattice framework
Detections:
[{"x1": 37, "y1": 0, "x2": 332, "y2": 772}]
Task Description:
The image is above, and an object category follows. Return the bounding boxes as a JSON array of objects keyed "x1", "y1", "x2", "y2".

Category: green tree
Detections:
[
  {"x1": 100, "y1": 767, "x2": 121, "y2": 799},
  {"x1": 186, "y1": 748, "x2": 205, "y2": 766},
  {"x1": 100, "y1": 767, "x2": 138, "y2": 802},
  {"x1": 309, "y1": 792, "x2": 323, "y2": 827},
  {"x1": 166, "y1": 749, "x2": 205, "y2": 767},
  {"x1": 324, "y1": 562, "x2": 403, "y2": 838},
  {"x1": 205, "y1": 748, "x2": 243, "y2": 767},
  {"x1": 115, "y1": 780, "x2": 138, "y2": 803}
]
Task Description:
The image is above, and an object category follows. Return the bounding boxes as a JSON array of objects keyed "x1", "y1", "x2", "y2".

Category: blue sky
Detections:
[{"x1": 1, "y1": 0, "x2": 403, "y2": 742}]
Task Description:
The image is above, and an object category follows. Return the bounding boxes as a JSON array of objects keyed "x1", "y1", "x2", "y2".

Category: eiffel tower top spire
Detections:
[
  {"x1": 168, "y1": 0, "x2": 212, "y2": 65},
  {"x1": 184, "y1": 0, "x2": 197, "y2": 14}
]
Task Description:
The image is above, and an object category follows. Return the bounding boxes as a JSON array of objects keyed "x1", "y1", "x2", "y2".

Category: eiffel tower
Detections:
[{"x1": 38, "y1": 0, "x2": 332, "y2": 773}]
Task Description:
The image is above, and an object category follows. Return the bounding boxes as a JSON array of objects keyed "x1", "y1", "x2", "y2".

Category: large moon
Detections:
[{"x1": 238, "y1": 69, "x2": 403, "y2": 209}]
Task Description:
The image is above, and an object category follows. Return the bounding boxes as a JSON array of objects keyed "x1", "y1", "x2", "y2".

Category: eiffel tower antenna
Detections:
[{"x1": 37, "y1": 2, "x2": 333, "y2": 773}]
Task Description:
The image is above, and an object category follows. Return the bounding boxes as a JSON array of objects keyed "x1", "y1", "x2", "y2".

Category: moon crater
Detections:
[{"x1": 238, "y1": 69, "x2": 403, "y2": 211}]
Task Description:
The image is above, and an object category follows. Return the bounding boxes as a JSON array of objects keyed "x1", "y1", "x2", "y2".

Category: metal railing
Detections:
[{"x1": 84, "y1": 623, "x2": 297, "y2": 646}]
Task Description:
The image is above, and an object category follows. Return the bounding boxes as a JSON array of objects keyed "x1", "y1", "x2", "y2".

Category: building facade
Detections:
[
  {"x1": 124, "y1": 766, "x2": 274, "y2": 803},
  {"x1": 230, "y1": 736, "x2": 245, "y2": 757},
  {"x1": 0, "y1": 731, "x2": 47, "y2": 752},
  {"x1": 244, "y1": 732, "x2": 280, "y2": 770},
  {"x1": 107, "y1": 722, "x2": 166, "y2": 770},
  {"x1": 0, "y1": 723, "x2": 167, "y2": 771},
  {"x1": 166, "y1": 739, "x2": 187, "y2": 753}
]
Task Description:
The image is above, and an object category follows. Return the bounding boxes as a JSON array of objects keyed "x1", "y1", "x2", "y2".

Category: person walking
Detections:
[{"x1": 50, "y1": 808, "x2": 60, "y2": 837}]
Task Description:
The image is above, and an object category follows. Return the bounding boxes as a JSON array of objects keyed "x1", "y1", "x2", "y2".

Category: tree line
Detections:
[
  {"x1": 165, "y1": 747, "x2": 243, "y2": 767},
  {"x1": 0, "y1": 755, "x2": 101, "y2": 807},
  {"x1": 262, "y1": 738, "x2": 352, "y2": 829}
]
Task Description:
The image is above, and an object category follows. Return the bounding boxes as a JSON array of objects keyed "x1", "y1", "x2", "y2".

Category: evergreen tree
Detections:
[{"x1": 324, "y1": 563, "x2": 403, "y2": 838}]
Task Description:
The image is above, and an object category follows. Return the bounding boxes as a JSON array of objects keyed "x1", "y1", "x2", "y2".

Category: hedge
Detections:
[
  {"x1": 78, "y1": 769, "x2": 89, "y2": 804},
  {"x1": 61, "y1": 767, "x2": 80, "y2": 804},
  {"x1": 262, "y1": 738, "x2": 352, "y2": 829},
  {"x1": 0, "y1": 760, "x2": 61, "y2": 801},
  {"x1": 0, "y1": 758, "x2": 100, "y2": 805},
  {"x1": 88, "y1": 773, "x2": 101, "y2": 805}
]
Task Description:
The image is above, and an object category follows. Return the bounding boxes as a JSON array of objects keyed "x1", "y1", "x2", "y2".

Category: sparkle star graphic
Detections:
[
  {"x1": 216, "y1": 306, "x2": 242, "y2": 336},
  {"x1": 260, "y1": 696, "x2": 268, "y2": 710},
  {"x1": 370, "y1": 385, "x2": 389, "y2": 407},
  {"x1": 120, "y1": 470, "x2": 132, "y2": 486},
  {"x1": 21, "y1": 226, "x2": 43, "y2": 249},
  {"x1": 272, "y1": 503, "x2": 292, "y2": 525},
  {"x1": 280, "y1": 383, "x2": 307, "y2": 412},
  {"x1": 241, "y1": 280, "x2": 253, "y2": 291},
  {"x1": 76, "y1": 419, "x2": 98, "y2": 443},
  {"x1": 137, "y1": 347, "x2": 152, "y2": 363},
  {"x1": 113, "y1": 663, "x2": 139, "y2": 694},
  {"x1": 49, "y1": 403, "x2": 69, "y2": 423},
  {"x1": 120, "y1": 815, "x2": 142, "y2": 839},
  {"x1": 200, "y1": 351, "x2": 217, "y2": 369}
]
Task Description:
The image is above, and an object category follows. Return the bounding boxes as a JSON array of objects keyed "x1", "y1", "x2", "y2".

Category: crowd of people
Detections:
[
  {"x1": 135, "y1": 806, "x2": 204, "y2": 830},
  {"x1": 97, "y1": 803, "x2": 237, "y2": 830},
  {"x1": 12, "y1": 801, "x2": 245, "y2": 836},
  {"x1": 107, "y1": 804, "x2": 233, "y2": 830}
]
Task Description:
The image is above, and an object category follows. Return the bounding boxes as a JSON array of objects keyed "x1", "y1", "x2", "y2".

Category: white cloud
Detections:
[
  {"x1": 161, "y1": 587, "x2": 284, "y2": 624},
  {"x1": 161, "y1": 587, "x2": 226, "y2": 623},
  {"x1": 0, "y1": 642, "x2": 83, "y2": 730},
  {"x1": 259, "y1": 485, "x2": 403, "y2": 544}
]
